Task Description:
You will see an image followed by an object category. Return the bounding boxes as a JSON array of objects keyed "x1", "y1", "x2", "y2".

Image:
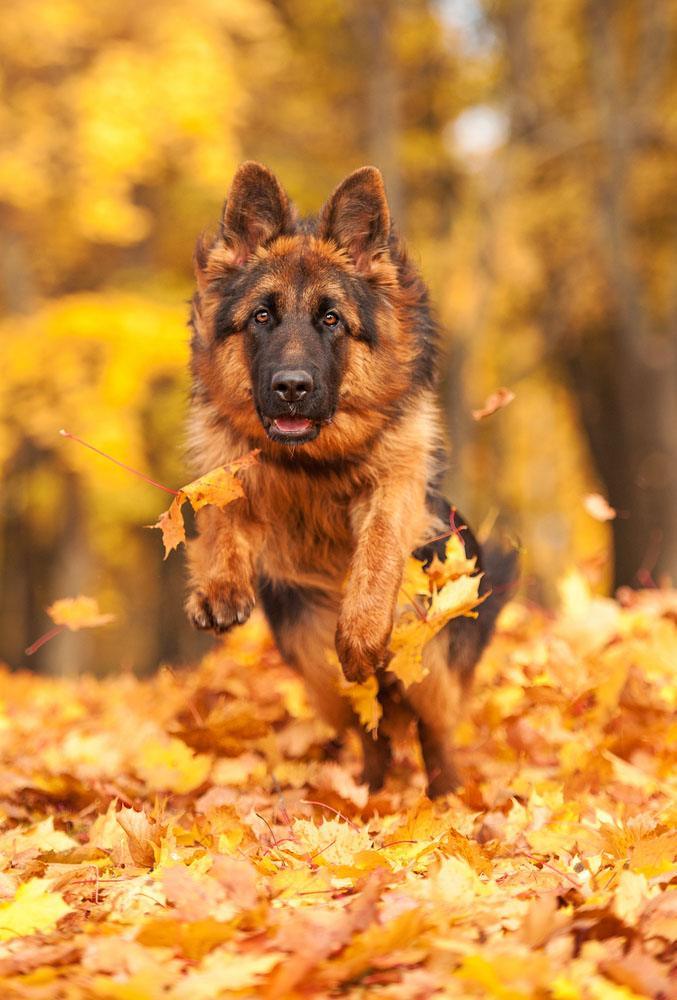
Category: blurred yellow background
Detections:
[{"x1": 1, "y1": 0, "x2": 675, "y2": 674}]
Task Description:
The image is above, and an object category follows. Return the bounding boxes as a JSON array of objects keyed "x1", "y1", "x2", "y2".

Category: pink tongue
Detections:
[{"x1": 274, "y1": 416, "x2": 312, "y2": 433}]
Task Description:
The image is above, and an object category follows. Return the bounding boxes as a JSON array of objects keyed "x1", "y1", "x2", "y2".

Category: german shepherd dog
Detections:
[{"x1": 186, "y1": 162, "x2": 517, "y2": 796}]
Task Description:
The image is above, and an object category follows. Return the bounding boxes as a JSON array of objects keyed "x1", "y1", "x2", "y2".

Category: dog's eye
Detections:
[
  {"x1": 323, "y1": 310, "x2": 340, "y2": 328},
  {"x1": 254, "y1": 308, "x2": 270, "y2": 325}
]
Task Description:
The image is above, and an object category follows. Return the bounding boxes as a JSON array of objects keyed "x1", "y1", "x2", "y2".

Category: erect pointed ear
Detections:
[
  {"x1": 318, "y1": 166, "x2": 391, "y2": 272},
  {"x1": 221, "y1": 162, "x2": 292, "y2": 264}
]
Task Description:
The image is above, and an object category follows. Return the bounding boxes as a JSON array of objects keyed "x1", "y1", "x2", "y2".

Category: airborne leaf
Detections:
[
  {"x1": 47, "y1": 596, "x2": 115, "y2": 630},
  {"x1": 472, "y1": 387, "x2": 515, "y2": 421},
  {"x1": 181, "y1": 452, "x2": 259, "y2": 511},
  {"x1": 153, "y1": 496, "x2": 186, "y2": 557},
  {"x1": 583, "y1": 492, "x2": 617, "y2": 521},
  {"x1": 150, "y1": 451, "x2": 259, "y2": 558}
]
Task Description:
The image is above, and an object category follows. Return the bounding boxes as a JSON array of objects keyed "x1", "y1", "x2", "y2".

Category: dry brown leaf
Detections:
[
  {"x1": 472, "y1": 387, "x2": 515, "y2": 421},
  {"x1": 116, "y1": 806, "x2": 160, "y2": 868},
  {"x1": 161, "y1": 865, "x2": 228, "y2": 922}
]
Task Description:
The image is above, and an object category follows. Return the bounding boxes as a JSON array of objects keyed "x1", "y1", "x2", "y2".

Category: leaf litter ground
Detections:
[{"x1": 0, "y1": 577, "x2": 675, "y2": 999}]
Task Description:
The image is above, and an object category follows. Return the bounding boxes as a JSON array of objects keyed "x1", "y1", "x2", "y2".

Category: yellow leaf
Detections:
[
  {"x1": 116, "y1": 805, "x2": 160, "y2": 868},
  {"x1": 456, "y1": 953, "x2": 540, "y2": 999},
  {"x1": 389, "y1": 573, "x2": 483, "y2": 687},
  {"x1": 0, "y1": 879, "x2": 71, "y2": 941},
  {"x1": 0, "y1": 816, "x2": 78, "y2": 857},
  {"x1": 321, "y1": 908, "x2": 428, "y2": 984},
  {"x1": 135, "y1": 737, "x2": 212, "y2": 794},
  {"x1": 47, "y1": 595, "x2": 115, "y2": 630},
  {"x1": 429, "y1": 856, "x2": 492, "y2": 910},
  {"x1": 136, "y1": 918, "x2": 234, "y2": 960},
  {"x1": 340, "y1": 674, "x2": 382, "y2": 734},
  {"x1": 270, "y1": 867, "x2": 333, "y2": 899},
  {"x1": 612, "y1": 870, "x2": 652, "y2": 924},
  {"x1": 168, "y1": 949, "x2": 282, "y2": 1000},
  {"x1": 440, "y1": 828, "x2": 493, "y2": 876},
  {"x1": 92, "y1": 972, "x2": 170, "y2": 1000},
  {"x1": 427, "y1": 535, "x2": 478, "y2": 586},
  {"x1": 399, "y1": 554, "x2": 431, "y2": 602}
]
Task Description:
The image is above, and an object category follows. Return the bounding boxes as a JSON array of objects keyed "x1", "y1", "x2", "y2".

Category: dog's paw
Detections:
[
  {"x1": 335, "y1": 623, "x2": 392, "y2": 684},
  {"x1": 186, "y1": 581, "x2": 255, "y2": 634}
]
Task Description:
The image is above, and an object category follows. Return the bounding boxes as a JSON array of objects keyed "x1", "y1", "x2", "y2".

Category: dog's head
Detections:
[{"x1": 191, "y1": 163, "x2": 434, "y2": 458}]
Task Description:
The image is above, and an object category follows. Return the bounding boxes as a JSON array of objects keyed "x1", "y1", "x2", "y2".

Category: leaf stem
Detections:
[
  {"x1": 301, "y1": 799, "x2": 361, "y2": 832},
  {"x1": 60, "y1": 430, "x2": 179, "y2": 496},
  {"x1": 25, "y1": 623, "x2": 66, "y2": 656}
]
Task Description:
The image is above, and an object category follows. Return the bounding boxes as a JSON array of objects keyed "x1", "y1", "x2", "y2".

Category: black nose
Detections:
[{"x1": 271, "y1": 369, "x2": 314, "y2": 402}]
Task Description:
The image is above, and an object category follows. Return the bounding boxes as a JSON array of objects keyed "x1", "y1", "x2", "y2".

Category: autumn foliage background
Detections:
[{"x1": 1, "y1": 0, "x2": 675, "y2": 676}]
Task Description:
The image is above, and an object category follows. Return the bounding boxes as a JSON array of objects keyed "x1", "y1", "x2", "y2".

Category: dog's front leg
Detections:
[
  {"x1": 185, "y1": 504, "x2": 260, "y2": 633},
  {"x1": 336, "y1": 480, "x2": 423, "y2": 683}
]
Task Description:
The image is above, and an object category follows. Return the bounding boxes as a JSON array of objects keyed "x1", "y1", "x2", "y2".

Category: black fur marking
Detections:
[
  {"x1": 213, "y1": 257, "x2": 285, "y2": 340},
  {"x1": 411, "y1": 493, "x2": 519, "y2": 682},
  {"x1": 258, "y1": 576, "x2": 332, "y2": 665},
  {"x1": 412, "y1": 495, "x2": 482, "y2": 569},
  {"x1": 342, "y1": 274, "x2": 379, "y2": 346},
  {"x1": 389, "y1": 236, "x2": 439, "y2": 388},
  {"x1": 214, "y1": 271, "x2": 256, "y2": 340}
]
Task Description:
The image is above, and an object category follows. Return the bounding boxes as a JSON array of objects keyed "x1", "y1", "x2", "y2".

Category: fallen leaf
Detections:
[
  {"x1": 168, "y1": 949, "x2": 282, "y2": 1000},
  {"x1": 160, "y1": 866, "x2": 230, "y2": 922},
  {"x1": 116, "y1": 806, "x2": 161, "y2": 868},
  {"x1": 0, "y1": 879, "x2": 71, "y2": 941},
  {"x1": 135, "y1": 737, "x2": 212, "y2": 793}
]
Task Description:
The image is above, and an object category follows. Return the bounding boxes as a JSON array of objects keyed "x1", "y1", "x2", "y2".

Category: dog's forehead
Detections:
[{"x1": 252, "y1": 237, "x2": 352, "y2": 311}]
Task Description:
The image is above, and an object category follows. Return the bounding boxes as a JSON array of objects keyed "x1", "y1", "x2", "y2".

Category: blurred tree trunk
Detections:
[
  {"x1": 495, "y1": 0, "x2": 677, "y2": 588},
  {"x1": 47, "y1": 471, "x2": 92, "y2": 676},
  {"x1": 360, "y1": 0, "x2": 403, "y2": 222},
  {"x1": 576, "y1": 0, "x2": 677, "y2": 587}
]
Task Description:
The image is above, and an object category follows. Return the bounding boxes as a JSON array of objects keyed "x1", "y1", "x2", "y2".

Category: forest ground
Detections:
[{"x1": 0, "y1": 580, "x2": 674, "y2": 1000}]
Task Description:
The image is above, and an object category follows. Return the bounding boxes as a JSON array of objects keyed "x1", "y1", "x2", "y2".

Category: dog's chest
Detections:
[{"x1": 252, "y1": 469, "x2": 357, "y2": 586}]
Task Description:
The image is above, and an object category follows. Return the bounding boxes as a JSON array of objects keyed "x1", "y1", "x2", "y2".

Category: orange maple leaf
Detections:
[
  {"x1": 25, "y1": 595, "x2": 115, "y2": 655},
  {"x1": 149, "y1": 451, "x2": 259, "y2": 558}
]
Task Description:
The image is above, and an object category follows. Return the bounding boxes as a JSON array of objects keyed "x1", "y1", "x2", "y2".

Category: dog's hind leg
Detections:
[
  {"x1": 405, "y1": 630, "x2": 466, "y2": 797},
  {"x1": 407, "y1": 585, "x2": 515, "y2": 797},
  {"x1": 358, "y1": 728, "x2": 392, "y2": 791}
]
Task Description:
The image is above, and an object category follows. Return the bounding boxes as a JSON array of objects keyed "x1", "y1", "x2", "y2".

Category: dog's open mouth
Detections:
[
  {"x1": 273, "y1": 416, "x2": 313, "y2": 436},
  {"x1": 263, "y1": 414, "x2": 321, "y2": 445}
]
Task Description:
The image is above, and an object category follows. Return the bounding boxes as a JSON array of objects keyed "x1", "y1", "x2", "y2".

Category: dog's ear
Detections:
[
  {"x1": 221, "y1": 162, "x2": 292, "y2": 265},
  {"x1": 319, "y1": 166, "x2": 390, "y2": 273}
]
